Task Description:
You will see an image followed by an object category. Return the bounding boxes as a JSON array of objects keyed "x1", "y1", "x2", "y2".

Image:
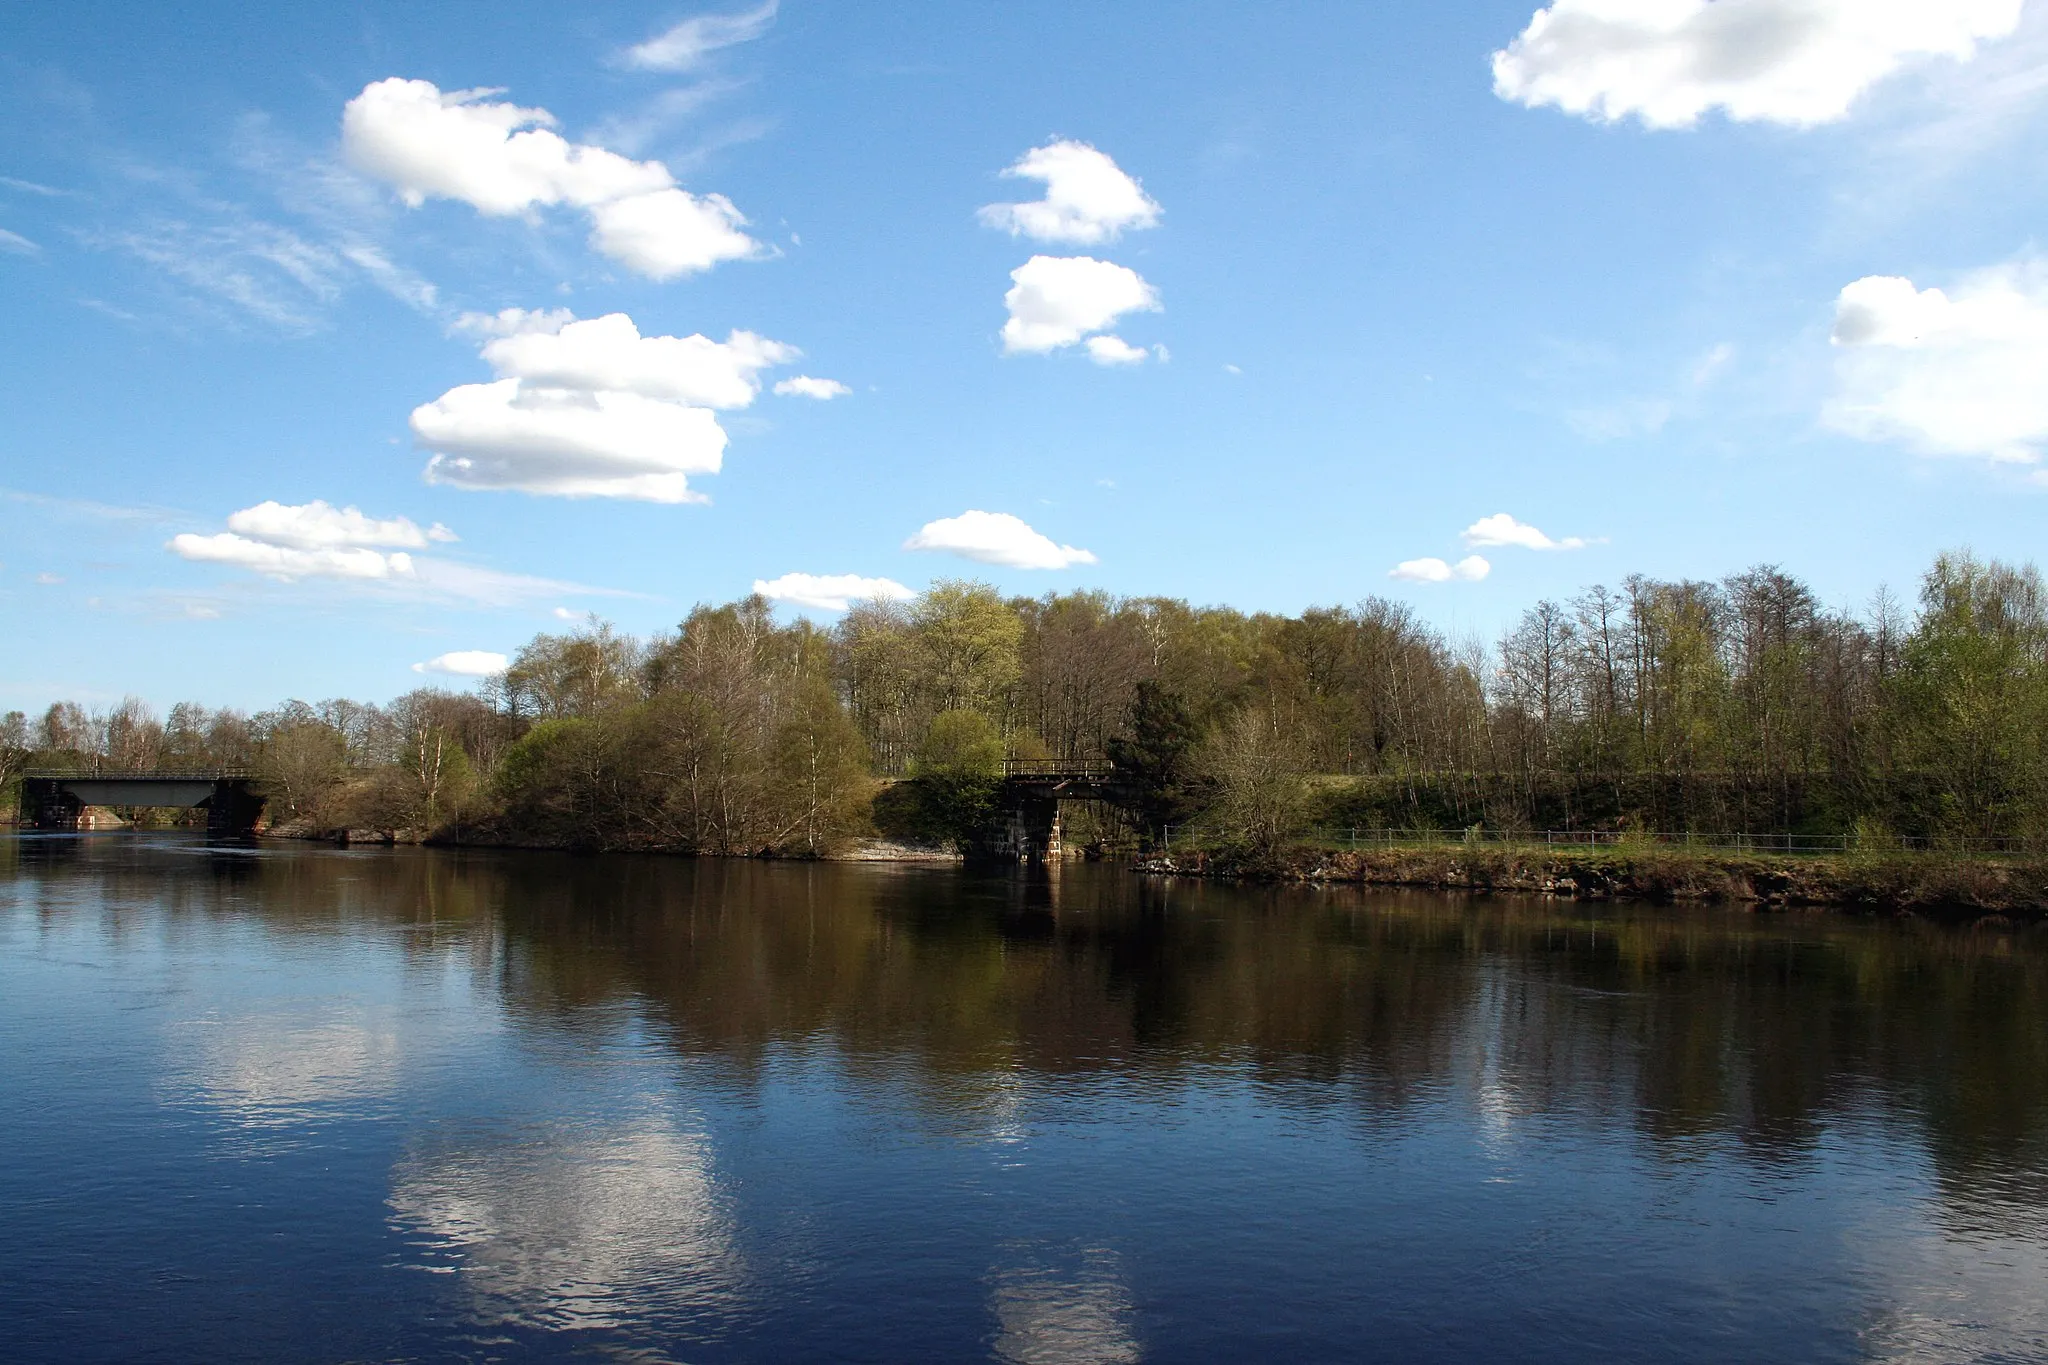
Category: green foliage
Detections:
[
  {"x1": 1885, "y1": 553, "x2": 2048, "y2": 841},
  {"x1": 900, "y1": 709, "x2": 1005, "y2": 849},
  {"x1": 1106, "y1": 680, "x2": 1207, "y2": 847},
  {"x1": 30, "y1": 550, "x2": 2048, "y2": 855},
  {"x1": 1199, "y1": 706, "x2": 1312, "y2": 859},
  {"x1": 913, "y1": 582, "x2": 1023, "y2": 717},
  {"x1": 768, "y1": 680, "x2": 873, "y2": 855}
]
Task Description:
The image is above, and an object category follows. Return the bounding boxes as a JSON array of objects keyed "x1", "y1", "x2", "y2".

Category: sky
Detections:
[{"x1": 4, "y1": 0, "x2": 2048, "y2": 712}]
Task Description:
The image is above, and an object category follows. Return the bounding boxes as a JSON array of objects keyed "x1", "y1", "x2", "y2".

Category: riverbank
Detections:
[
  {"x1": 254, "y1": 819, "x2": 2047, "y2": 917},
  {"x1": 1140, "y1": 844, "x2": 2048, "y2": 919}
]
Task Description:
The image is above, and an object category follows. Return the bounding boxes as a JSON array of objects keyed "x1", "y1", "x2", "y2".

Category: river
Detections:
[{"x1": 2, "y1": 834, "x2": 2044, "y2": 1363}]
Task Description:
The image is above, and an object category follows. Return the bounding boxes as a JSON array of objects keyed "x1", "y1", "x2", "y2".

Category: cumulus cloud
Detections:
[
  {"x1": 413, "y1": 381, "x2": 728, "y2": 503},
  {"x1": 1825, "y1": 261, "x2": 2048, "y2": 463},
  {"x1": 773, "y1": 375, "x2": 852, "y2": 400},
  {"x1": 412, "y1": 309, "x2": 810, "y2": 502},
  {"x1": 341, "y1": 78, "x2": 759, "y2": 279},
  {"x1": 978, "y1": 140, "x2": 1162, "y2": 245},
  {"x1": 1002, "y1": 255, "x2": 1160, "y2": 355},
  {"x1": 413, "y1": 650, "x2": 509, "y2": 677},
  {"x1": 169, "y1": 500, "x2": 588, "y2": 604},
  {"x1": 1389, "y1": 555, "x2": 1492, "y2": 584},
  {"x1": 170, "y1": 532, "x2": 417, "y2": 582},
  {"x1": 1085, "y1": 335, "x2": 1150, "y2": 366},
  {"x1": 451, "y1": 307, "x2": 576, "y2": 339},
  {"x1": 479, "y1": 312, "x2": 797, "y2": 408},
  {"x1": 1493, "y1": 0, "x2": 2023, "y2": 129},
  {"x1": 225, "y1": 499, "x2": 455, "y2": 550},
  {"x1": 623, "y1": 1, "x2": 778, "y2": 71},
  {"x1": 904, "y1": 511, "x2": 1098, "y2": 571},
  {"x1": 1462, "y1": 512, "x2": 1592, "y2": 551},
  {"x1": 753, "y1": 572, "x2": 915, "y2": 612},
  {"x1": 585, "y1": 188, "x2": 757, "y2": 281}
]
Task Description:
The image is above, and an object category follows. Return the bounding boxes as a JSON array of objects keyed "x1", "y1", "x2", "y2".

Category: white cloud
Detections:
[
  {"x1": 413, "y1": 308, "x2": 816, "y2": 502},
  {"x1": 978, "y1": 140, "x2": 1162, "y2": 245},
  {"x1": 773, "y1": 375, "x2": 852, "y2": 400},
  {"x1": 552, "y1": 606, "x2": 585, "y2": 621},
  {"x1": 413, "y1": 380, "x2": 727, "y2": 503},
  {"x1": 0, "y1": 227, "x2": 40, "y2": 255},
  {"x1": 904, "y1": 510, "x2": 1098, "y2": 570},
  {"x1": 341, "y1": 78, "x2": 759, "y2": 278},
  {"x1": 225, "y1": 499, "x2": 455, "y2": 551},
  {"x1": 413, "y1": 650, "x2": 509, "y2": 677},
  {"x1": 1825, "y1": 261, "x2": 2048, "y2": 463},
  {"x1": 1493, "y1": 0, "x2": 2023, "y2": 129},
  {"x1": 480, "y1": 312, "x2": 797, "y2": 409},
  {"x1": 1389, "y1": 555, "x2": 1492, "y2": 584},
  {"x1": 753, "y1": 572, "x2": 915, "y2": 612},
  {"x1": 623, "y1": 1, "x2": 778, "y2": 71},
  {"x1": 170, "y1": 532, "x2": 417, "y2": 582},
  {"x1": 585, "y1": 187, "x2": 758, "y2": 281},
  {"x1": 1002, "y1": 255, "x2": 1160, "y2": 355},
  {"x1": 451, "y1": 307, "x2": 576, "y2": 339},
  {"x1": 1461, "y1": 513, "x2": 1592, "y2": 551},
  {"x1": 33, "y1": 573, "x2": 64, "y2": 585},
  {"x1": 1085, "y1": 335, "x2": 1150, "y2": 366},
  {"x1": 169, "y1": 500, "x2": 590, "y2": 604}
]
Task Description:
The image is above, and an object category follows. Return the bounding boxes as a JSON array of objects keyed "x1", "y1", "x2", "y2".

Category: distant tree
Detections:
[
  {"x1": 0, "y1": 711, "x2": 28, "y2": 820},
  {"x1": 1888, "y1": 552, "x2": 2048, "y2": 840},
  {"x1": 503, "y1": 620, "x2": 643, "y2": 719},
  {"x1": 768, "y1": 679, "x2": 873, "y2": 855},
  {"x1": 1201, "y1": 705, "x2": 1311, "y2": 861},
  {"x1": 258, "y1": 722, "x2": 348, "y2": 822},
  {"x1": 913, "y1": 581, "x2": 1024, "y2": 720},
  {"x1": 37, "y1": 701, "x2": 88, "y2": 757},
  {"x1": 908, "y1": 709, "x2": 1006, "y2": 849},
  {"x1": 1107, "y1": 681, "x2": 1207, "y2": 848},
  {"x1": 100, "y1": 697, "x2": 164, "y2": 771}
]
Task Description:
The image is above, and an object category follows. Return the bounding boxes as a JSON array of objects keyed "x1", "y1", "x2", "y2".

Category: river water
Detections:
[{"x1": 2, "y1": 835, "x2": 2045, "y2": 1364}]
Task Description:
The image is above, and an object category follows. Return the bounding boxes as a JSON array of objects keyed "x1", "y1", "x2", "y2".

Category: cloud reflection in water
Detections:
[
  {"x1": 989, "y1": 1245, "x2": 1142, "y2": 1365},
  {"x1": 386, "y1": 1107, "x2": 742, "y2": 1338},
  {"x1": 160, "y1": 1010, "x2": 405, "y2": 1148}
]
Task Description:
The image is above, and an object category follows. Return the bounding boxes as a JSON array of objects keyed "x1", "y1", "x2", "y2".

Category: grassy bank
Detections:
[{"x1": 1144, "y1": 841, "x2": 2048, "y2": 920}]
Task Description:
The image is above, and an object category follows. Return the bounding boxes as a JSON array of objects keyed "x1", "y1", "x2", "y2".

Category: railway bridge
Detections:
[
  {"x1": 19, "y1": 770, "x2": 266, "y2": 839},
  {"x1": 983, "y1": 760, "x2": 1130, "y2": 863}
]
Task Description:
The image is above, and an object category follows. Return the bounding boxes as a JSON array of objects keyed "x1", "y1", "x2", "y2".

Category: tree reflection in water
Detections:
[{"x1": 8, "y1": 836, "x2": 2047, "y2": 1361}]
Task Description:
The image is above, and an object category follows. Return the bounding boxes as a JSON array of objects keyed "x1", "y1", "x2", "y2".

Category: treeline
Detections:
[{"x1": 5, "y1": 551, "x2": 2047, "y2": 852}]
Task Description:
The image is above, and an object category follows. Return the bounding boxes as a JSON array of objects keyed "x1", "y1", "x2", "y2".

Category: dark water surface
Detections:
[{"x1": 3, "y1": 836, "x2": 2046, "y2": 1364}]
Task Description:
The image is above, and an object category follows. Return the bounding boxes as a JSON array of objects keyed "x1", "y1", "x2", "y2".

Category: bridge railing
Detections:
[
  {"x1": 23, "y1": 767, "x2": 257, "y2": 782},
  {"x1": 1001, "y1": 760, "x2": 1118, "y2": 780}
]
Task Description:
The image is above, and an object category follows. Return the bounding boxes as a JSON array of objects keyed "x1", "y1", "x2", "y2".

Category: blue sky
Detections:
[{"x1": 4, "y1": 0, "x2": 2047, "y2": 710}]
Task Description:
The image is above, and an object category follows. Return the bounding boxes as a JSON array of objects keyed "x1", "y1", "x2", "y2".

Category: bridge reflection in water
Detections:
[{"x1": 20, "y1": 770, "x2": 266, "y2": 839}]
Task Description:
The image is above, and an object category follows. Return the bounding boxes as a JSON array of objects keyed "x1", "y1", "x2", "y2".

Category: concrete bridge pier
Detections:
[
  {"x1": 27, "y1": 783, "x2": 85, "y2": 832},
  {"x1": 984, "y1": 794, "x2": 1062, "y2": 863},
  {"x1": 205, "y1": 784, "x2": 267, "y2": 840}
]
